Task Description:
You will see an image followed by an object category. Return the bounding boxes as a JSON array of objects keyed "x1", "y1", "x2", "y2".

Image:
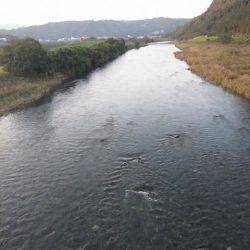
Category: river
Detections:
[{"x1": 0, "y1": 43, "x2": 250, "y2": 250}]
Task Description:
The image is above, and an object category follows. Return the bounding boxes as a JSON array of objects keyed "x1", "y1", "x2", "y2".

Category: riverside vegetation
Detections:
[
  {"x1": 175, "y1": 37, "x2": 250, "y2": 100},
  {"x1": 172, "y1": 0, "x2": 250, "y2": 100},
  {"x1": 0, "y1": 38, "x2": 144, "y2": 116}
]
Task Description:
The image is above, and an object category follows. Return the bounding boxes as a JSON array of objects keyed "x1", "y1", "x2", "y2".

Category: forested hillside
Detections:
[
  {"x1": 173, "y1": 0, "x2": 250, "y2": 39},
  {"x1": 0, "y1": 18, "x2": 190, "y2": 41}
]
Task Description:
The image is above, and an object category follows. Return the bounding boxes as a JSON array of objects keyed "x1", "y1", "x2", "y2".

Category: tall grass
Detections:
[
  {"x1": 175, "y1": 42, "x2": 250, "y2": 100},
  {"x1": 0, "y1": 77, "x2": 61, "y2": 116}
]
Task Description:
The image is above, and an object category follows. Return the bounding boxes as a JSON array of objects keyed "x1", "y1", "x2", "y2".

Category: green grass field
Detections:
[
  {"x1": 42, "y1": 39, "x2": 106, "y2": 51},
  {"x1": 190, "y1": 36, "x2": 219, "y2": 43},
  {"x1": 190, "y1": 35, "x2": 250, "y2": 44}
]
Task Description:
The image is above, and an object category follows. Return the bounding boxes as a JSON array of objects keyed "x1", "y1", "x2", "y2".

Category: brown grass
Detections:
[
  {"x1": 0, "y1": 76, "x2": 62, "y2": 116},
  {"x1": 175, "y1": 42, "x2": 250, "y2": 100}
]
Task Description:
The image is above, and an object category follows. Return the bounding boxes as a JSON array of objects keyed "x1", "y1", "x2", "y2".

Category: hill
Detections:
[
  {"x1": 173, "y1": 0, "x2": 250, "y2": 39},
  {"x1": 0, "y1": 18, "x2": 190, "y2": 41},
  {"x1": 0, "y1": 34, "x2": 17, "y2": 47}
]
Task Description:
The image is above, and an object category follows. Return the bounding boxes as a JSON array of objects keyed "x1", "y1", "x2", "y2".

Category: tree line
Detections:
[{"x1": 0, "y1": 38, "x2": 127, "y2": 78}]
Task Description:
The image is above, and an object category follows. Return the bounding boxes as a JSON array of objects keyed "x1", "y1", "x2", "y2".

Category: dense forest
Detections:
[
  {"x1": 0, "y1": 18, "x2": 190, "y2": 41},
  {"x1": 173, "y1": 0, "x2": 250, "y2": 39}
]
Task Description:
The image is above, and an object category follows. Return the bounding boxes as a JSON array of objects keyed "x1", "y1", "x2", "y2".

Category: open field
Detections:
[
  {"x1": 189, "y1": 35, "x2": 250, "y2": 44},
  {"x1": 175, "y1": 42, "x2": 250, "y2": 100},
  {"x1": 42, "y1": 39, "x2": 106, "y2": 51}
]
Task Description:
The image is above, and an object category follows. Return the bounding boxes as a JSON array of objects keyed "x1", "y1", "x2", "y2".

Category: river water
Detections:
[{"x1": 0, "y1": 43, "x2": 250, "y2": 250}]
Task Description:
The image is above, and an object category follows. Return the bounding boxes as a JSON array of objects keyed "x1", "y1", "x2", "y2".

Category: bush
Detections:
[
  {"x1": 0, "y1": 38, "x2": 50, "y2": 77},
  {"x1": 219, "y1": 34, "x2": 233, "y2": 44},
  {"x1": 0, "y1": 38, "x2": 127, "y2": 79},
  {"x1": 49, "y1": 39, "x2": 127, "y2": 78}
]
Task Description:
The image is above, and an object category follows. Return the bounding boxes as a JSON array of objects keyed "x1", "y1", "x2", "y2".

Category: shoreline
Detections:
[
  {"x1": 0, "y1": 42, "x2": 146, "y2": 117},
  {"x1": 174, "y1": 41, "x2": 250, "y2": 100},
  {"x1": 0, "y1": 75, "x2": 65, "y2": 117}
]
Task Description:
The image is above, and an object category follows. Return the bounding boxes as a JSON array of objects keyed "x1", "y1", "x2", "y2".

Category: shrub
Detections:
[
  {"x1": 49, "y1": 39, "x2": 127, "y2": 78},
  {"x1": 0, "y1": 38, "x2": 50, "y2": 77},
  {"x1": 219, "y1": 34, "x2": 233, "y2": 44}
]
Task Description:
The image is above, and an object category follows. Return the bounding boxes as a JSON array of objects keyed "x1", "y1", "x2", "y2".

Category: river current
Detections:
[{"x1": 0, "y1": 43, "x2": 250, "y2": 250}]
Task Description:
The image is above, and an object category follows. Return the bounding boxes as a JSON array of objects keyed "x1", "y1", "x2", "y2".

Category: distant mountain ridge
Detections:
[
  {"x1": 0, "y1": 18, "x2": 190, "y2": 41},
  {"x1": 173, "y1": 0, "x2": 250, "y2": 39},
  {"x1": 0, "y1": 24, "x2": 24, "y2": 30}
]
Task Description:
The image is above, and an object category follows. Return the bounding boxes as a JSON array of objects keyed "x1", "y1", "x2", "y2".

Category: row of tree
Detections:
[
  {"x1": 0, "y1": 38, "x2": 127, "y2": 78},
  {"x1": 49, "y1": 38, "x2": 127, "y2": 78}
]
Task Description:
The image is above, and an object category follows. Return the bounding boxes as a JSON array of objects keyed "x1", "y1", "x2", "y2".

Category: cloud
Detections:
[{"x1": 0, "y1": 0, "x2": 213, "y2": 25}]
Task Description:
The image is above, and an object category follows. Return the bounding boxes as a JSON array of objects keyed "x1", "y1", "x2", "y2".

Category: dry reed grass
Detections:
[
  {"x1": 0, "y1": 76, "x2": 61, "y2": 116},
  {"x1": 175, "y1": 42, "x2": 250, "y2": 100}
]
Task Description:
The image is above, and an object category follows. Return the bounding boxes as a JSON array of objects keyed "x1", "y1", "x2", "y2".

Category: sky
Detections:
[{"x1": 0, "y1": 0, "x2": 213, "y2": 26}]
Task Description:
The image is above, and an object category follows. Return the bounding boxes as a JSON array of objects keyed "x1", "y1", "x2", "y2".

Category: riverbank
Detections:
[
  {"x1": 175, "y1": 42, "x2": 250, "y2": 100},
  {"x1": 0, "y1": 74, "x2": 64, "y2": 116},
  {"x1": 0, "y1": 39, "x2": 146, "y2": 117}
]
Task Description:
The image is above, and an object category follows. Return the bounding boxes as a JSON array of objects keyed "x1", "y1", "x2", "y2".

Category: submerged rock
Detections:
[
  {"x1": 133, "y1": 184, "x2": 154, "y2": 192},
  {"x1": 92, "y1": 225, "x2": 100, "y2": 232}
]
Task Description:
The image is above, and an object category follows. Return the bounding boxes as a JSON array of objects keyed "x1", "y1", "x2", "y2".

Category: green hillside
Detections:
[{"x1": 174, "y1": 0, "x2": 250, "y2": 39}]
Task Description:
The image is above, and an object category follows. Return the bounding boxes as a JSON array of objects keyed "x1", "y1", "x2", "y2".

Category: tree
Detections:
[
  {"x1": 0, "y1": 38, "x2": 50, "y2": 77},
  {"x1": 49, "y1": 39, "x2": 127, "y2": 78}
]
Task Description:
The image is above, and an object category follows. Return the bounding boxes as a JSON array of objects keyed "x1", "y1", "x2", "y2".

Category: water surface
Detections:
[{"x1": 1, "y1": 43, "x2": 250, "y2": 250}]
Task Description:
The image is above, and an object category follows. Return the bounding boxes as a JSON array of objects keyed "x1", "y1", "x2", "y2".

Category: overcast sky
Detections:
[{"x1": 1, "y1": 0, "x2": 213, "y2": 26}]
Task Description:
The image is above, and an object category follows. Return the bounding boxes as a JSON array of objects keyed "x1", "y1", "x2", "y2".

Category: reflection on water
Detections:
[{"x1": 0, "y1": 43, "x2": 250, "y2": 250}]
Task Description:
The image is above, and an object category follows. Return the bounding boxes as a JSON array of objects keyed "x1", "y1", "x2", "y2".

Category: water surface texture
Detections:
[{"x1": 1, "y1": 43, "x2": 250, "y2": 250}]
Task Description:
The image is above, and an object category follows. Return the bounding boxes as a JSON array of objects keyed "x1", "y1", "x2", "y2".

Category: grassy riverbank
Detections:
[
  {"x1": 175, "y1": 42, "x2": 250, "y2": 100},
  {"x1": 0, "y1": 73, "x2": 62, "y2": 116}
]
